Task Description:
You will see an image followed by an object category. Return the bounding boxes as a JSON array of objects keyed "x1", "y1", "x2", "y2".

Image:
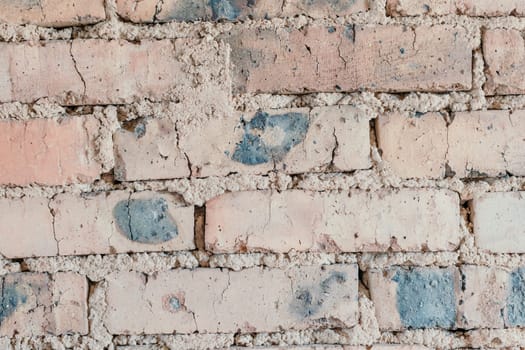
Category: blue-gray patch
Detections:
[
  {"x1": 0, "y1": 282, "x2": 27, "y2": 324},
  {"x1": 231, "y1": 111, "x2": 309, "y2": 165},
  {"x1": 393, "y1": 268, "x2": 456, "y2": 329},
  {"x1": 291, "y1": 271, "x2": 347, "y2": 318},
  {"x1": 507, "y1": 267, "x2": 525, "y2": 326},
  {"x1": 113, "y1": 198, "x2": 178, "y2": 244},
  {"x1": 210, "y1": 0, "x2": 240, "y2": 20}
]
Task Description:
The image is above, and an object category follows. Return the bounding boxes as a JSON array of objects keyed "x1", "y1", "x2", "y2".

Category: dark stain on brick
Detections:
[
  {"x1": 393, "y1": 268, "x2": 456, "y2": 329},
  {"x1": 0, "y1": 282, "x2": 27, "y2": 324},
  {"x1": 162, "y1": 0, "x2": 209, "y2": 22},
  {"x1": 210, "y1": 0, "x2": 241, "y2": 20},
  {"x1": 114, "y1": 197, "x2": 178, "y2": 244},
  {"x1": 291, "y1": 271, "x2": 347, "y2": 318},
  {"x1": 231, "y1": 111, "x2": 309, "y2": 165},
  {"x1": 507, "y1": 267, "x2": 525, "y2": 326}
]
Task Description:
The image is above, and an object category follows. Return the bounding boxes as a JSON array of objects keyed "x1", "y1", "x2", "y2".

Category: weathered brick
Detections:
[
  {"x1": 483, "y1": 29, "x2": 525, "y2": 95},
  {"x1": 377, "y1": 111, "x2": 525, "y2": 179},
  {"x1": 0, "y1": 197, "x2": 56, "y2": 259},
  {"x1": 114, "y1": 118, "x2": 190, "y2": 181},
  {"x1": 226, "y1": 25, "x2": 472, "y2": 94},
  {"x1": 0, "y1": 117, "x2": 101, "y2": 186},
  {"x1": 115, "y1": 0, "x2": 367, "y2": 22},
  {"x1": 376, "y1": 112, "x2": 448, "y2": 179},
  {"x1": 387, "y1": 0, "x2": 525, "y2": 16},
  {"x1": 0, "y1": 272, "x2": 88, "y2": 336},
  {"x1": 447, "y1": 111, "x2": 525, "y2": 178},
  {"x1": 205, "y1": 189, "x2": 460, "y2": 253},
  {"x1": 0, "y1": 39, "x2": 228, "y2": 105},
  {"x1": 180, "y1": 106, "x2": 371, "y2": 178},
  {"x1": 471, "y1": 192, "x2": 525, "y2": 253},
  {"x1": 457, "y1": 266, "x2": 508, "y2": 329},
  {"x1": 0, "y1": 0, "x2": 106, "y2": 26},
  {"x1": 105, "y1": 265, "x2": 358, "y2": 334},
  {"x1": 51, "y1": 191, "x2": 194, "y2": 256},
  {"x1": 506, "y1": 266, "x2": 525, "y2": 327},
  {"x1": 368, "y1": 267, "x2": 460, "y2": 330}
]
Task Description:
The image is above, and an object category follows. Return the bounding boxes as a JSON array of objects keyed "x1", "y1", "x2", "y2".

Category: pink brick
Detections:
[
  {"x1": 0, "y1": 117, "x2": 101, "y2": 186},
  {"x1": 227, "y1": 25, "x2": 472, "y2": 94},
  {"x1": 447, "y1": 111, "x2": 525, "y2": 178},
  {"x1": 0, "y1": 272, "x2": 88, "y2": 336},
  {"x1": 376, "y1": 112, "x2": 448, "y2": 179},
  {"x1": 368, "y1": 267, "x2": 460, "y2": 330},
  {"x1": 457, "y1": 266, "x2": 508, "y2": 329},
  {"x1": 115, "y1": 0, "x2": 367, "y2": 22},
  {"x1": 483, "y1": 29, "x2": 525, "y2": 95},
  {"x1": 0, "y1": 39, "x2": 226, "y2": 105},
  {"x1": 51, "y1": 191, "x2": 194, "y2": 256},
  {"x1": 471, "y1": 192, "x2": 525, "y2": 253},
  {"x1": 180, "y1": 106, "x2": 371, "y2": 178},
  {"x1": 105, "y1": 265, "x2": 358, "y2": 334},
  {"x1": 377, "y1": 111, "x2": 525, "y2": 179},
  {"x1": 387, "y1": 0, "x2": 525, "y2": 16},
  {"x1": 0, "y1": 197, "x2": 56, "y2": 259},
  {"x1": 0, "y1": 0, "x2": 106, "y2": 26},
  {"x1": 205, "y1": 189, "x2": 460, "y2": 253},
  {"x1": 114, "y1": 118, "x2": 190, "y2": 181}
]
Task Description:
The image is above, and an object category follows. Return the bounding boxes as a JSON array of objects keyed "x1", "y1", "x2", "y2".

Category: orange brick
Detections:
[
  {"x1": 0, "y1": 0, "x2": 106, "y2": 26},
  {"x1": 0, "y1": 117, "x2": 101, "y2": 186}
]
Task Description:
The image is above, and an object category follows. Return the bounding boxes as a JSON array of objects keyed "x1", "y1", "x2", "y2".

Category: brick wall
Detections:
[{"x1": 0, "y1": 0, "x2": 525, "y2": 349}]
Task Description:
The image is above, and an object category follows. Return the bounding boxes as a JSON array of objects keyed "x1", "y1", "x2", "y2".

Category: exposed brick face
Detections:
[
  {"x1": 387, "y1": 0, "x2": 525, "y2": 16},
  {"x1": 0, "y1": 272, "x2": 88, "y2": 336},
  {"x1": 377, "y1": 110, "x2": 525, "y2": 178},
  {"x1": 105, "y1": 265, "x2": 358, "y2": 334},
  {"x1": 0, "y1": 117, "x2": 101, "y2": 186},
  {"x1": 0, "y1": 0, "x2": 106, "y2": 26},
  {"x1": 483, "y1": 29, "x2": 525, "y2": 95},
  {"x1": 2, "y1": 0, "x2": 525, "y2": 348},
  {"x1": 205, "y1": 189, "x2": 460, "y2": 253},
  {"x1": 226, "y1": 25, "x2": 472, "y2": 94},
  {"x1": 115, "y1": 0, "x2": 368, "y2": 22},
  {"x1": 0, "y1": 39, "x2": 228, "y2": 105}
]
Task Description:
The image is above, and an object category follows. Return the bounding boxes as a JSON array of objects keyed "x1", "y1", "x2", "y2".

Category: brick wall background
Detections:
[{"x1": 1, "y1": 0, "x2": 525, "y2": 349}]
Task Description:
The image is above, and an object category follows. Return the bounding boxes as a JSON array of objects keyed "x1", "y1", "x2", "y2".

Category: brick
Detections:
[
  {"x1": 105, "y1": 265, "x2": 358, "y2": 334},
  {"x1": 376, "y1": 112, "x2": 448, "y2": 179},
  {"x1": 506, "y1": 266, "x2": 525, "y2": 327},
  {"x1": 226, "y1": 25, "x2": 472, "y2": 94},
  {"x1": 387, "y1": 0, "x2": 525, "y2": 16},
  {"x1": 0, "y1": 272, "x2": 87, "y2": 336},
  {"x1": 471, "y1": 192, "x2": 525, "y2": 253},
  {"x1": 180, "y1": 106, "x2": 371, "y2": 178},
  {"x1": 114, "y1": 118, "x2": 190, "y2": 181},
  {"x1": 205, "y1": 189, "x2": 460, "y2": 253},
  {"x1": 457, "y1": 266, "x2": 508, "y2": 329},
  {"x1": 368, "y1": 267, "x2": 460, "y2": 330},
  {"x1": 0, "y1": 197, "x2": 56, "y2": 259},
  {"x1": 483, "y1": 29, "x2": 525, "y2": 95},
  {"x1": 115, "y1": 0, "x2": 367, "y2": 22},
  {"x1": 51, "y1": 191, "x2": 194, "y2": 256},
  {"x1": 0, "y1": 117, "x2": 101, "y2": 186},
  {"x1": 377, "y1": 111, "x2": 525, "y2": 179},
  {"x1": 387, "y1": 0, "x2": 455, "y2": 15},
  {"x1": 447, "y1": 111, "x2": 525, "y2": 178},
  {"x1": 0, "y1": 0, "x2": 106, "y2": 26},
  {"x1": 0, "y1": 39, "x2": 228, "y2": 105}
]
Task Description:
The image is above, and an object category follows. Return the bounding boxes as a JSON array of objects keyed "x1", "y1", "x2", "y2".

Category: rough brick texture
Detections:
[
  {"x1": 2, "y1": 0, "x2": 525, "y2": 349},
  {"x1": 227, "y1": 25, "x2": 472, "y2": 94},
  {"x1": 0, "y1": 0, "x2": 106, "y2": 26},
  {"x1": 205, "y1": 189, "x2": 460, "y2": 253},
  {"x1": 105, "y1": 265, "x2": 358, "y2": 334},
  {"x1": 116, "y1": 0, "x2": 368, "y2": 22},
  {"x1": 0, "y1": 272, "x2": 88, "y2": 336},
  {"x1": 387, "y1": 0, "x2": 525, "y2": 16},
  {"x1": 0, "y1": 117, "x2": 101, "y2": 186},
  {"x1": 377, "y1": 110, "x2": 525, "y2": 178}
]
